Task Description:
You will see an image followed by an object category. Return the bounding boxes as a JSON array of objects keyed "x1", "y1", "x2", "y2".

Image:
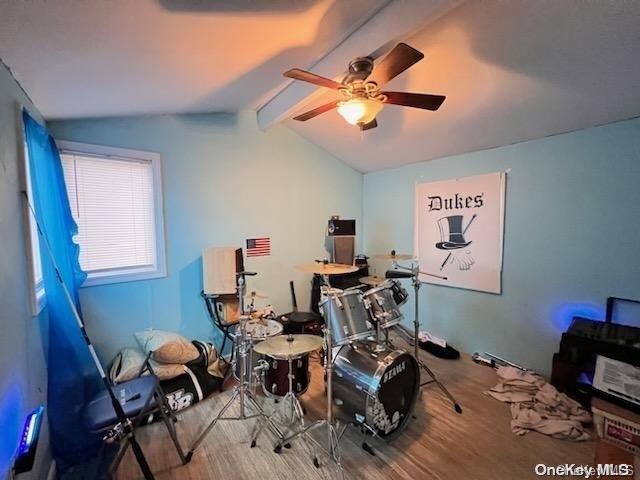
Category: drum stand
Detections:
[
  {"x1": 275, "y1": 281, "x2": 344, "y2": 474},
  {"x1": 186, "y1": 274, "x2": 284, "y2": 461},
  {"x1": 392, "y1": 262, "x2": 463, "y2": 414}
]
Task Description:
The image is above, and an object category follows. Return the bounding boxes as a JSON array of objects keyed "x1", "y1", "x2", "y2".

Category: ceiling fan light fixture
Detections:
[{"x1": 337, "y1": 97, "x2": 383, "y2": 126}]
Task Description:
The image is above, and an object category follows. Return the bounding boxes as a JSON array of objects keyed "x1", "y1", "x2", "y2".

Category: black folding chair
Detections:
[{"x1": 84, "y1": 353, "x2": 187, "y2": 479}]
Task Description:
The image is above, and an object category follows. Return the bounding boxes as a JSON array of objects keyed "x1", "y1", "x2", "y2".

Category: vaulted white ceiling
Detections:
[
  {"x1": 2, "y1": 0, "x2": 639, "y2": 172},
  {"x1": 0, "y1": 0, "x2": 390, "y2": 118},
  {"x1": 282, "y1": 0, "x2": 640, "y2": 171}
]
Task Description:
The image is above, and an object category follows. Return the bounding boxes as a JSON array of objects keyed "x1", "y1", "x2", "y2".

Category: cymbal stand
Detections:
[
  {"x1": 392, "y1": 262, "x2": 463, "y2": 414},
  {"x1": 186, "y1": 273, "x2": 284, "y2": 461},
  {"x1": 275, "y1": 277, "x2": 344, "y2": 474},
  {"x1": 373, "y1": 312, "x2": 388, "y2": 353}
]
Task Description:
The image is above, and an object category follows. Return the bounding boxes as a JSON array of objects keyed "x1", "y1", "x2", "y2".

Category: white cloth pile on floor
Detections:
[{"x1": 486, "y1": 366, "x2": 592, "y2": 441}]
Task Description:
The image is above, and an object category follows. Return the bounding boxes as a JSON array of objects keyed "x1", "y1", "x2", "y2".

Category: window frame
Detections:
[
  {"x1": 18, "y1": 105, "x2": 46, "y2": 316},
  {"x1": 55, "y1": 140, "x2": 168, "y2": 287}
]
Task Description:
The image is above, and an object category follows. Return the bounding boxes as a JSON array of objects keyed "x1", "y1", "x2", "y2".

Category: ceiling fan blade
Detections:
[
  {"x1": 292, "y1": 100, "x2": 340, "y2": 121},
  {"x1": 360, "y1": 119, "x2": 378, "y2": 131},
  {"x1": 284, "y1": 68, "x2": 343, "y2": 90},
  {"x1": 367, "y1": 43, "x2": 424, "y2": 87},
  {"x1": 382, "y1": 91, "x2": 446, "y2": 111}
]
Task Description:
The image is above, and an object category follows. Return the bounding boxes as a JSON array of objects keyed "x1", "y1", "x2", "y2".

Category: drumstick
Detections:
[{"x1": 418, "y1": 270, "x2": 448, "y2": 280}]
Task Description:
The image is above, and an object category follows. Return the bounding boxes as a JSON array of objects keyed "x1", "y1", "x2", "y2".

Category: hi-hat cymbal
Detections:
[
  {"x1": 372, "y1": 252, "x2": 415, "y2": 261},
  {"x1": 253, "y1": 334, "x2": 324, "y2": 359},
  {"x1": 359, "y1": 275, "x2": 385, "y2": 287},
  {"x1": 295, "y1": 262, "x2": 358, "y2": 275}
]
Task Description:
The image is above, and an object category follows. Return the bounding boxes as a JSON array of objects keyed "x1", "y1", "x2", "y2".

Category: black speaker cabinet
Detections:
[{"x1": 328, "y1": 219, "x2": 355, "y2": 236}]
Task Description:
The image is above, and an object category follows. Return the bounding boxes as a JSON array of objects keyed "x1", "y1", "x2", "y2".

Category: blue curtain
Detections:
[{"x1": 22, "y1": 111, "x2": 102, "y2": 472}]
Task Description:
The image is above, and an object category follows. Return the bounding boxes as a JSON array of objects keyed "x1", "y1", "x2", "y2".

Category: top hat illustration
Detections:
[{"x1": 436, "y1": 215, "x2": 472, "y2": 250}]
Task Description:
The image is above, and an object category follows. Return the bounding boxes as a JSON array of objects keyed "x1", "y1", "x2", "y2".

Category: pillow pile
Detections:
[
  {"x1": 110, "y1": 348, "x2": 187, "y2": 383},
  {"x1": 134, "y1": 330, "x2": 200, "y2": 365},
  {"x1": 109, "y1": 330, "x2": 201, "y2": 383}
]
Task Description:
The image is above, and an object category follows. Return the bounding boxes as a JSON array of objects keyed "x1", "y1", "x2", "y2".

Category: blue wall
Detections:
[
  {"x1": 48, "y1": 113, "x2": 363, "y2": 362},
  {"x1": 48, "y1": 108, "x2": 640, "y2": 378},
  {"x1": 0, "y1": 64, "x2": 51, "y2": 479},
  {"x1": 363, "y1": 118, "x2": 640, "y2": 375}
]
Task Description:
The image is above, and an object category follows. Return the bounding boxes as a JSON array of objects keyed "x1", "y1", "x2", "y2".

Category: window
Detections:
[
  {"x1": 57, "y1": 141, "x2": 167, "y2": 286},
  {"x1": 21, "y1": 124, "x2": 46, "y2": 315}
]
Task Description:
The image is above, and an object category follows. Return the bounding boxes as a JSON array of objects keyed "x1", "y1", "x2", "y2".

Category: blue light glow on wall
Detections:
[
  {"x1": 551, "y1": 302, "x2": 604, "y2": 333},
  {"x1": 0, "y1": 382, "x2": 23, "y2": 474}
]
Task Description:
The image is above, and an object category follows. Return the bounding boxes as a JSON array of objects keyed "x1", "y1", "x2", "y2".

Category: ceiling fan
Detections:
[{"x1": 284, "y1": 43, "x2": 445, "y2": 131}]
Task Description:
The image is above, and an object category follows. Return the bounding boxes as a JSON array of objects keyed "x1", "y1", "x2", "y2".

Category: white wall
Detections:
[
  {"x1": 0, "y1": 63, "x2": 51, "y2": 479},
  {"x1": 48, "y1": 112, "x2": 363, "y2": 362}
]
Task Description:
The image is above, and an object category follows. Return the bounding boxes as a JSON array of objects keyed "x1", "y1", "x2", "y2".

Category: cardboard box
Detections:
[
  {"x1": 593, "y1": 397, "x2": 640, "y2": 456},
  {"x1": 594, "y1": 441, "x2": 638, "y2": 479}
]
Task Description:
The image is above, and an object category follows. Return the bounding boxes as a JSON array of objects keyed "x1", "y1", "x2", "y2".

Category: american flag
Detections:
[{"x1": 246, "y1": 237, "x2": 271, "y2": 257}]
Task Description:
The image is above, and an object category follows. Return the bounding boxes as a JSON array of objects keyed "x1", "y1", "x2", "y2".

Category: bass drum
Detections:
[{"x1": 332, "y1": 341, "x2": 419, "y2": 439}]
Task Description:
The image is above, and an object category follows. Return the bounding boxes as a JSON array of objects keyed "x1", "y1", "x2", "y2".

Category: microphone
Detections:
[
  {"x1": 385, "y1": 269, "x2": 413, "y2": 279},
  {"x1": 236, "y1": 271, "x2": 257, "y2": 277}
]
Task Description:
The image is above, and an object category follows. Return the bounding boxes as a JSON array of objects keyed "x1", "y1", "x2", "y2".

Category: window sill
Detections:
[
  {"x1": 31, "y1": 285, "x2": 46, "y2": 316},
  {"x1": 81, "y1": 265, "x2": 167, "y2": 287}
]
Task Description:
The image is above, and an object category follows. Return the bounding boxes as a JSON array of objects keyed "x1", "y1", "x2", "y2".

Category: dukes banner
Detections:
[{"x1": 415, "y1": 172, "x2": 506, "y2": 294}]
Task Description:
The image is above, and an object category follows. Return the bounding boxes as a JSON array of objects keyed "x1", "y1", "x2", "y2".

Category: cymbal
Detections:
[
  {"x1": 372, "y1": 252, "x2": 415, "y2": 261},
  {"x1": 245, "y1": 290, "x2": 269, "y2": 300},
  {"x1": 359, "y1": 275, "x2": 385, "y2": 286},
  {"x1": 295, "y1": 262, "x2": 358, "y2": 275},
  {"x1": 253, "y1": 334, "x2": 324, "y2": 359}
]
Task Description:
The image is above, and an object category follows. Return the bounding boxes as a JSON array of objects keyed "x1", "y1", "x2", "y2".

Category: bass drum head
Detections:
[{"x1": 369, "y1": 351, "x2": 419, "y2": 439}]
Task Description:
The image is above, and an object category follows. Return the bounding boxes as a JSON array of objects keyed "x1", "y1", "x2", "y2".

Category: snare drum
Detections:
[
  {"x1": 245, "y1": 318, "x2": 283, "y2": 340},
  {"x1": 234, "y1": 319, "x2": 283, "y2": 383},
  {"x1": 362, "y1": 280, "x2": 403, "y2": 329},
  {"x1": 262, "y1": 354, "x2": 310, "y2": 398},
  {"x1": 319, "y1": 289, "x2": 373, "y2": 346}
]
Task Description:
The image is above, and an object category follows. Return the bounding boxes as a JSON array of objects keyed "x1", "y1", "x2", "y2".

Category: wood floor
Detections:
[{"x1": 114, "y1": 336, "x2": 596, "y2": 480}]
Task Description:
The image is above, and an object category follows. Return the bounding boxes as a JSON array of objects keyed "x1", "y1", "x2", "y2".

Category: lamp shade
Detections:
[{"x1": 337, "y1": 97, "x2": 383, "y2": 126}]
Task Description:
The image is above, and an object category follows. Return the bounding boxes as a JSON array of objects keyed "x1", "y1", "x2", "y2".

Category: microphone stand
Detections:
[
  {"x1": 391, "y1": 261, "x2": 462, "y2": 414},
  {"x1": 274, "y1": 274, "x2": 345, "y2": 476}
]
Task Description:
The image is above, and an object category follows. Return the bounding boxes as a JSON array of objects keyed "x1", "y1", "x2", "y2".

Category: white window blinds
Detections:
[{"x1": 60, "y1": 152, "x2": 157, "y2": 274}]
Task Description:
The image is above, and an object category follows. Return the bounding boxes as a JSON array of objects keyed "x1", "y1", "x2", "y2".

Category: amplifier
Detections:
[
  {"x1": 593, "y1": 355, "x2": 640, "y2": 409},
  {"x1": 328, "y1": 218, "x2": 355, "y2": 236}
]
